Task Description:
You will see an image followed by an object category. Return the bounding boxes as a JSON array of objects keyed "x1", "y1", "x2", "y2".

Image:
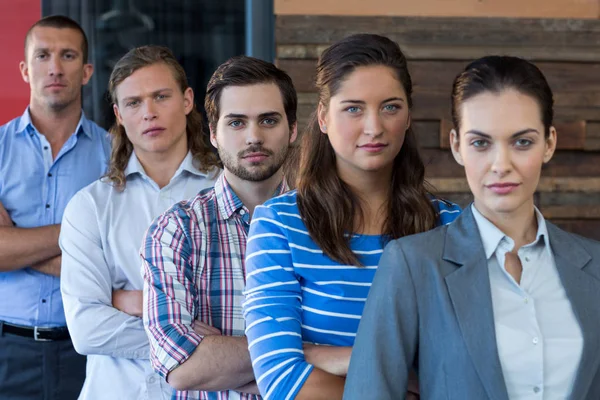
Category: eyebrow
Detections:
[
  {"x1": 464, "y1": 128, "x2": 540, "y2": 138},
  {"x1": 223, "y1": 111, "x2": 283, "y2": 119},
  {"x1": 121, "y1": 88, "x2": 173, "y2": 103},
  {"x1": 33, "y1": 47, "x2": 79, "y2": 54},
  {"x1": 340, "y1": 97, "x2": 405, "y2": 105}
]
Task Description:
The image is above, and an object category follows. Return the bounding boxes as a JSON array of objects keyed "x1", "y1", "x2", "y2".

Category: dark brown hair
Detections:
[
  {"x1": 25, "y1": 15, "x2": 89, "y2": 63},
  {"x1": 451, "y1": 56, "x2": 554, "y2": 137},
  {"x1": 297, "y1": 33, "x2": 438, "y2": 266},
  {"x1": 105, "y1": 45, "x2": 219, "y2": 190},
  {"x1": 204, "y1": 55, "x2": 297, "y2": 131}
]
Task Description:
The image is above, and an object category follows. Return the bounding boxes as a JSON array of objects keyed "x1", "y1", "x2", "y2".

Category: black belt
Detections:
[{"x1": 1, "y1": 322, "x2": 70, "y2": 341}]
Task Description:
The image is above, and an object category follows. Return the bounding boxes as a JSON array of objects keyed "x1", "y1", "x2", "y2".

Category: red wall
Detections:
[{"x1": 0, "y1": 1, "x2": 41, "y2": 125}]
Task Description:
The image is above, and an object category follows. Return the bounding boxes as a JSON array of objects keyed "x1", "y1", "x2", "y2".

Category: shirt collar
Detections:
[
  {"x1": 215, "y1": 173, "x2": 289, "y2": 220},
  {"x1": 15, "y1": 107, "x2": 92, "y2": 139},
  {"x1": 471, "y1": 204, "x2": 549, "y2": 259},
  {"x1": 124, "y1": 150, "x2": 219, "y2": 179}
]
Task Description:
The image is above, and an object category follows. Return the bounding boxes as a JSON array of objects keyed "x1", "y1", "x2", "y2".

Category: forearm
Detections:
[
  {"x1": 0, "y1": 225, "x2": 61, "y2": 270},
  {"x1": 31, "y1": 255, "x2": 61, "y2": 277},
  {"x1": 66, "y1": 301, "x2": 149, "y2": 358},
  {"x1": 234, "y1": 381, "x2": 260, "y2": 395},
  {"x1": 167, "y1": 336, "x2": 255, "y2": 392},
  {"x1": 304, "y1": 345, "x2": 351, "y2": 377},
  {"x1": 296, "y1": 368, "x2": 345, "y2": 400}
]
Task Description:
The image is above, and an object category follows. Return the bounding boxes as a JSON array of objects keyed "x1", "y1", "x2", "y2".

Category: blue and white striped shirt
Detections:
[{"x1": 243, "y1": 191, "x2": 461, "y2": 399}]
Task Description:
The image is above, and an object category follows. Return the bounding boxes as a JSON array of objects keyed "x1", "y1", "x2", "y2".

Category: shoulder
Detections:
[
  {"x1": 385, "y1": 224, "x2": 450, "y2": 264},
  {"x1": 549, "y1": 222, "x2": 600, "y2": 258},
  {"x1": 153, "y1": 186, "x2": 216, "y2": 232},
  {"x1": 0, "y1": 116, "x2": 22, "y2": 145},
  {"x1": 254, "y1": 190, "x2": 300, "y2": 219}
]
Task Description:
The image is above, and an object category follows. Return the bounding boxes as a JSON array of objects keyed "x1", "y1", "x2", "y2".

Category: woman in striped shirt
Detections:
[{"x1": 242, "y1": 33, "x2": 461, "y2": 400}]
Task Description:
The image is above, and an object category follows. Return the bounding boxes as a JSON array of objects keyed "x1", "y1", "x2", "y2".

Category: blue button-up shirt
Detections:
[{"x1": 0, "y1": 108, "x2": 111, "y2": 327}]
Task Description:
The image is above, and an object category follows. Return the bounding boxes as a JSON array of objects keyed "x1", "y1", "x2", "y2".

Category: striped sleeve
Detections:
[
  {"x1": 243, "y1": 204, "x2": 313, "y2": 400},
  {"x1": 141, "y1": 205, "x2": 203, "y2": 378}
]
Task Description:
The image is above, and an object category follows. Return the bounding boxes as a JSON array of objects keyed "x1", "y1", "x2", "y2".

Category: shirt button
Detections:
[
  {"x1": 524, "y1": 298, "x2": 529, "y2": 304},
  {"x1": 45, "y1": 204, "x2": 50, "y2": 209},
  {"x1": 41, "y1": 299, "x2": 46, "y2": 303},
  {"x1": 43, "y1": 146, "x2": 49, "y2": 150},
  {"x1": 47, "y1": 173, "x2": 52, "y2": 177},
  {"x1": 532, "y1": 337, "x2": 539, "y2": 345},
  {"x1": 533, "y1": 386, "x2": 541, "y2": 393},
  {"x1": 240, "y1": 209, "x2": 246, "y2": 215},
  {"x1": 148, "y1": 376, "x2": 156, "y2": 384},
  {"x1": 525, "y1": 256, "x2": 530, "y2": 262}
]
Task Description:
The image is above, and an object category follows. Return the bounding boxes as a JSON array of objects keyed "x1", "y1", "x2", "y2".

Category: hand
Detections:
[
  {"x1": 192, "y1": 320, "x2": 221, "y2": 336},
  {"x1": 112, "y1": 289, "x2": 143, "y2": 317},
  {"x1": 0, "y1": 202, "x2": 12, "y2": 226},
  {"x1": 30, "y1": 255, "x2": 61, "y2": 277}
]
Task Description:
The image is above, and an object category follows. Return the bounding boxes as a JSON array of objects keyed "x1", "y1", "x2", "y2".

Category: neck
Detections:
[
  {"x1": 29, "y1": 98, "x2": 82, "y2": 142},
  {"x1": 474, "y1": 199, "x2": 538, "y2": 251},
  {"x1": 223, "y1": 169, "x2": 283, "y2": 216},
  {"x1": 136, "y1": 147, "x2": 189, "y2": 189},
  {"x1": 339, "y1": 165, "x2": 392, "y2": 235}
]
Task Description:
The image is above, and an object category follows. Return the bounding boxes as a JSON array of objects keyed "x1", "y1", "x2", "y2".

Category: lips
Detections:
[
  {"x1": 486, "y1": 182, "x2": 520, "y2": 195},
  {"x1": 242, "y1": 152, "x2": 269, "y2": 163},
  {"x1": 45, "y1": 83, "x2": 66, "y2": 89},
  {"x1": 142, "y1": 127, "x2": 166, "y2": 136},
  {"x1": 359, "y1": 143, "x2": 388, "y2": 153}
]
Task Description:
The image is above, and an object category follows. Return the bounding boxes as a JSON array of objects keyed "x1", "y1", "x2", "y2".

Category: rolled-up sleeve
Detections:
[
  {"x1": 60, "y1": 190, "x2": 149, "y2": 359},
  {"x1": 243, "y1": 204, "x2": 313, "y2": 400},
  {"x1": 141, "y1": 205, "x2": 203, "y2": 378}
]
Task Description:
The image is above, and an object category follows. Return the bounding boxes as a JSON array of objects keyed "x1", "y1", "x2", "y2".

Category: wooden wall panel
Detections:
[
  {"x1": 275, "y1": 0, "x2": 600, "y2": 19},
  {"x1": 277, "y1": 15, "x2": 600, "y2": 240}
]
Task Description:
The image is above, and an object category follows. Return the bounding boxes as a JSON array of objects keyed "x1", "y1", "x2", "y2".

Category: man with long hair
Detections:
[
  {"x1": 0, "y1": 16, "x2": 110, "y2": 399},
  {"x1": 59, "y1": 46, "x2": 220, "y2": 400},
  {"x1": 141, "y1": 55, "x2": 297, "y2": 399}
]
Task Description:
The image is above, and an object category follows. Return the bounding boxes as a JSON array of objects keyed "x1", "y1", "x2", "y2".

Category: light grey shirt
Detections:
[
  {"x1": 472, "y1": 205, "x2": 583, "y2": 399},
  {"x1": 60, "y1": 151, "x2": 220, "y2": 400}
]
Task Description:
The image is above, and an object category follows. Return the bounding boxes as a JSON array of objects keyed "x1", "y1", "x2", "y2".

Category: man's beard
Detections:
[{"x1": 218, "y1": 143, "x2": 290, "y2": 182}]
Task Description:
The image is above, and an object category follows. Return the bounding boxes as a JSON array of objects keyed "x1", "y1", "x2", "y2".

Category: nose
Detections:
[
  {"x1": 491, "y1": 145, "x2": 512, "y2": 176},
  {"x1": 245, "y1": 122, "x2": 264, "y2": 145},
  {"x1": 48, "y1": 55, "x2": 64, "y2": 77},
  {"x1": 363, "y1": 110, "x2": 384, "y2": 138},
  {"x1": 142, "y1": 100, "x2": 158, "y2": 121}
]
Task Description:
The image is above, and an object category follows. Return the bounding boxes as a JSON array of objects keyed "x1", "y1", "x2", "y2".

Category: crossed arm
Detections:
[{"x1": 0, "y1": 201, "x2": 61, "y2": 275}]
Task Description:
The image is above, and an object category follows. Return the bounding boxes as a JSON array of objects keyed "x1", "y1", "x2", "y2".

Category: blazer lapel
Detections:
[
  {"x1": 547, "y1": 223, "x2": 600, "y2": 400},
  {"x1": 443, "y1": 207, "x2": 510, "y2": 400}
]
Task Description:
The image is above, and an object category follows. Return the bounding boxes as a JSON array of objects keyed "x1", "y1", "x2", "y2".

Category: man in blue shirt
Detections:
[{"x1": 0, "y1": 15, "x2": 110, "y2": 399}]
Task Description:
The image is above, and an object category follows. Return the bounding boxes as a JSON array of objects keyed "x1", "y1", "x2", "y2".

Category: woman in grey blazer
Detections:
[{"x1": 344, "y1": 56, "x2": 600, "y2": 400}]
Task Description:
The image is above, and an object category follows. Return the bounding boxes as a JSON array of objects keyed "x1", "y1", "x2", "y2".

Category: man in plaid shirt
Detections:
[{"x1": 141, "y1": 55, "x2": 298, "y2": 400}]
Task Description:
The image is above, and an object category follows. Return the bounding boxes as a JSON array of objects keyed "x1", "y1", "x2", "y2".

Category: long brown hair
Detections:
[
  {"x1": 297, "y1": 34, "x2": 438, "y2": 266},
  {"x1": 105, "y1": 45, "x2": 220, "y2": 190}
]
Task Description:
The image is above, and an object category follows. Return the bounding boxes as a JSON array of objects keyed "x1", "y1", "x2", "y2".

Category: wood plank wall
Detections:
[
  {"x1": 275, "y1": 0, "x2": 600, "y2": 19},
  {"x1": 276, "y1": 15, "x2": 600, "y2": 240}
]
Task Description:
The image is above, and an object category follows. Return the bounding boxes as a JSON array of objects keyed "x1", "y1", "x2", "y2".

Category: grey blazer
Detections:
[{"x1": 344, "y1": 206, "x2": 600, "y2": 400}]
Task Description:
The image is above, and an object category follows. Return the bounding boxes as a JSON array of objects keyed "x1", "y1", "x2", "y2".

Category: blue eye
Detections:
[
  {"x1": 383, "y1": 104, "x2": 399, "y2": 112},
  {"x1": 262, "y1": 118, "x2": 277, "y2": 125},
  {"x1": 345, "y1": 106, "x2": 360, "y2": 113},
  {"x1": 229, "y1": 120, "x2": 243, "y2": 128},
  {"x1": 126, "y1": 100, "x2": 139, "y2": 107},
  {"x1": 471, "y1": 139, "x2": 489, "y2": 148}
]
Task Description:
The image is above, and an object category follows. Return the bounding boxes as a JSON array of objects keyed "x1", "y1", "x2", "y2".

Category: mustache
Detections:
[{"x1": 238, "y1": 145, "x2": 273, "y2": 158}]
